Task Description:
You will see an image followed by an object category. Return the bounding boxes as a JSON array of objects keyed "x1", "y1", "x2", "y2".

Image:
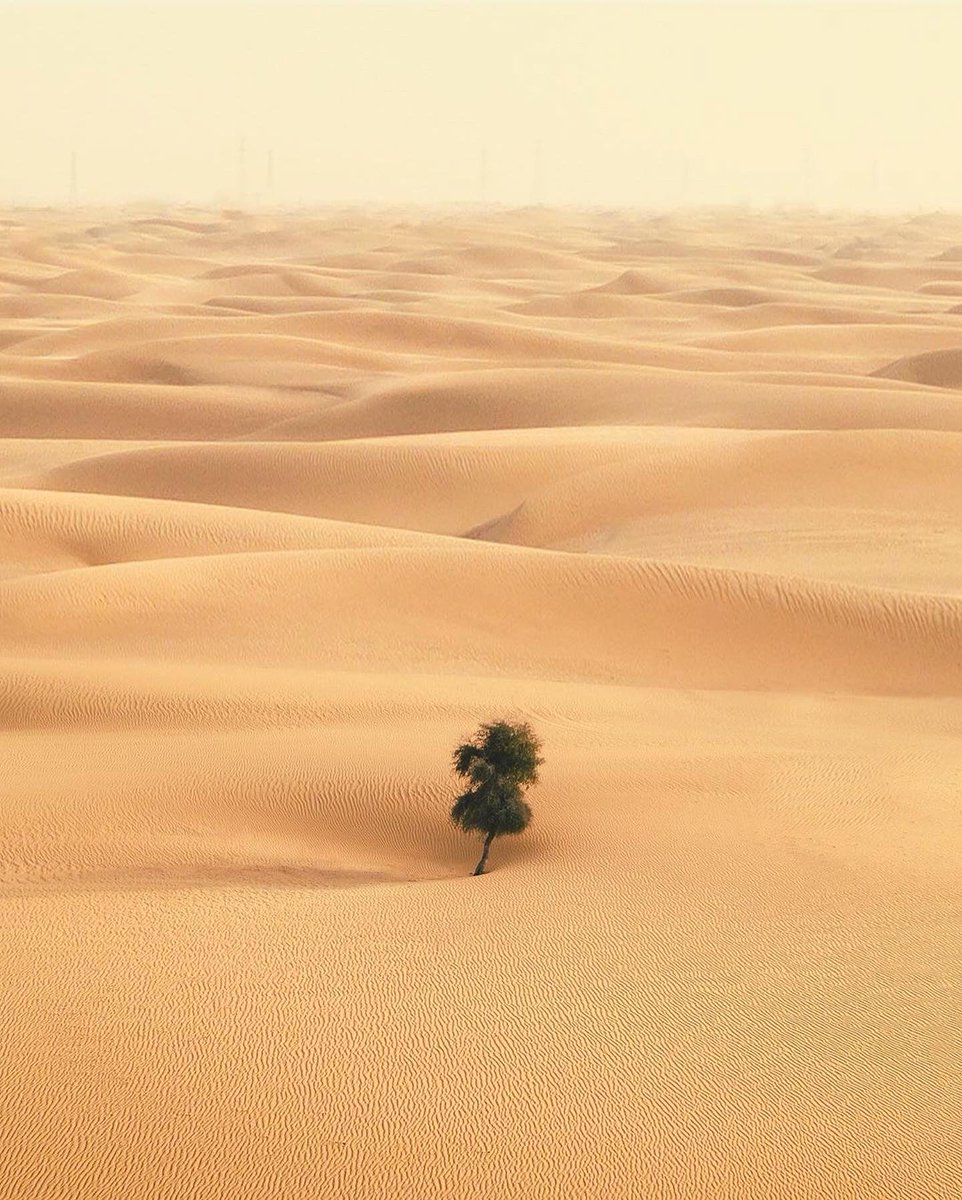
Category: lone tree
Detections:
[{"x1": 450, "y1": 720, "x2": 543, "y2": 876}]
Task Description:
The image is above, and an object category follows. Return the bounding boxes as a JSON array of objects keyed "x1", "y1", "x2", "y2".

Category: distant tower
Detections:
[
  {"x1": 479, "y1": 145, "x2": 488, "y2": 206},
  {"x1": 800, "y1": 148, "x2": 812, "y2": 209},
  {"x1": 266, "y1": 149, "x2": 274, "y2": 204},
  {"x1": 237, "y1": 137, "x2": 248, "y2": 207},
  {"x1": 69, "y1": 150, "x2": 78, "y2": 207},
  {"x1": 532, "y1": 140, "x2": 544, "y2": 206}
]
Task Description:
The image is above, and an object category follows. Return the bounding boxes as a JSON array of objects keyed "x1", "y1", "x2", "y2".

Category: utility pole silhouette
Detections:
[
  {"x1": 237, "y1": 138, "x2": 248, "y2": 208},
  {"x1": 800, "y1": 149, "x2": 812, "y2": 209},
  {"x1": 69, "y1": 150, "x2": 78, "y2": 207},
  {"x1": 532, "y1": 140, "x2": 544, "y2": 206},
  {"x1": 478, "y1": 145, "x2": 488, "y2": 206}
]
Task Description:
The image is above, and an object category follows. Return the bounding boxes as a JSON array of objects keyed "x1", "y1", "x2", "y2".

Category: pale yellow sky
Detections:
[{"x1": 2, "y1": 1, "x2": 961, "y2": 210}]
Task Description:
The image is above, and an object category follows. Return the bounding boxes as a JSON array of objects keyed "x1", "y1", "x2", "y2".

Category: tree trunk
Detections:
[{"x1": 473, "y1": 831, "x2": 495, "y2": 876}]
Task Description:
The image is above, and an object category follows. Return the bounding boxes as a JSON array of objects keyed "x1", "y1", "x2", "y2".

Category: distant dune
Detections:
[
  {"x1": 873, "y1": 345, "x2": 962, "y2": 389},
  {"x1": 3, "y1": 206, "x2": 962, "y2": 1200}
]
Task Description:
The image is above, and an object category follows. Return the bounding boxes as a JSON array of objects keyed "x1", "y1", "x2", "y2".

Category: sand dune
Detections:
[
  {"x1": 874, "y1": 346, "x2": 962, "y2": 389},
  {"x1": 0, "y1": 378, "x2": 327, "y2": 439},
  {"x1": 5, "y1": 541, "x2": 962, "y2": 696},
  {"x1": 8, "y1": 312, "x2": 788, "y2": 378},
  {"x1": 469, "y1": 428, "x2": 962, "y2": 587},
  {"x1": 667, "y1": 284, "x2": 775, "y2": 306},
  {"x1": 0, "y1": 487, "x2": 428, "y2": 579},
  {"x1": 693, "y1": 321, "x2": 962, "y2": 366},
  {"x1": 29, "y1": 430, "x2": 678, "y2": 529},
  {"x1": 591, "y1": 266, "x2": 674, "y2": 294},
  {"x1": 33, "y1": 265, "x2": 147, "y2": 300},
  {"x1": 273, "y1": 365, "x2": 962, "y2": 439},
  {"x1": 3, "y1": 207, "x2": 962, "y2": 1200}
]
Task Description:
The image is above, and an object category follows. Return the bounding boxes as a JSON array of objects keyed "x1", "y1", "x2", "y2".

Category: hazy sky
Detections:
[{"x1": 2, "y1": 1, "x2": 961, "y2": 210}]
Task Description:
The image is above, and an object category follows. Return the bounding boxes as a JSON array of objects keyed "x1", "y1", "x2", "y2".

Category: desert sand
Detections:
[{"x1": 2, "y1": 205, "x2": 962, "y2": 1199}]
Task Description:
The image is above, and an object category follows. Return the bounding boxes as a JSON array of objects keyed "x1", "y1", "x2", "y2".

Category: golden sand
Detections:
[{"x1": 2, "y1": 207, "x2": 962, "y2": 1198}]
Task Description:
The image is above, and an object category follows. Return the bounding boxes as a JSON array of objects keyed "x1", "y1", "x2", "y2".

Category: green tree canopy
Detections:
[{"x1": 450, "y1": 720, "x2": 542, "y2": 875}]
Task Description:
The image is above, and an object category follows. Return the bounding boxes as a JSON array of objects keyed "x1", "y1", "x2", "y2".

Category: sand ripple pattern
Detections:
[{"x1": 2, "y1": 208, "x2": 962, "y2": 1199}]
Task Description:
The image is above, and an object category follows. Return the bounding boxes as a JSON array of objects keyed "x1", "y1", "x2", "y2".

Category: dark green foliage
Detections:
[{"x1": 450, "y1": 720, "x2": 542, "y2": 875}]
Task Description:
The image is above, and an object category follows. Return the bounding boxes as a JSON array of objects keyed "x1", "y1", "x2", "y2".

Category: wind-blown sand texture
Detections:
[{"x1": 2, "y1": 206, "x2": 962, "y2": 1199}]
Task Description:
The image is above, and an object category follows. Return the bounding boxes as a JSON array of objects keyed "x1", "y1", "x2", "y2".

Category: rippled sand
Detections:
[{"x1": 2, "y1": 206, "x2": 962, "y2": 1199}]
